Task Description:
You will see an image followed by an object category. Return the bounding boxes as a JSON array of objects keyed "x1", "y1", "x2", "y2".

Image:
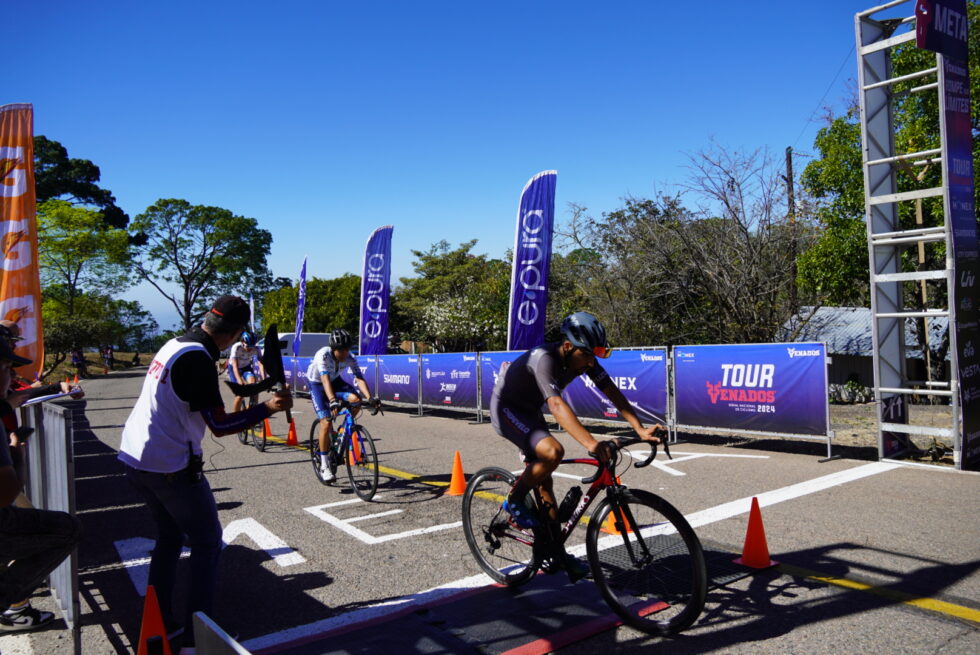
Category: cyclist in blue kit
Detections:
[
  {"x1": 490, "y1": 312, "x2": 665, "y2": 580},
  {"x1": 307, "y1": 329, "x2": 377, "y2": 482}
]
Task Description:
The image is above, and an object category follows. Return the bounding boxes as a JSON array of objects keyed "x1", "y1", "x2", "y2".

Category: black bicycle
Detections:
[
  {"x1": 236, "y1": 397, "x2": 266, "y2": 451},
  {"x1": 461, "y1": 436, "x2": 707, "y2": 636},
  {"x1": 308, "y1": 398, "x2": 382, "y2": 501}
]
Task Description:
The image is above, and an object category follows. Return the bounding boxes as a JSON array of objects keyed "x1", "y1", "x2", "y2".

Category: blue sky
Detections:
[{"x1": 6, "y1": 1, "x2": 910, "y2": 330}]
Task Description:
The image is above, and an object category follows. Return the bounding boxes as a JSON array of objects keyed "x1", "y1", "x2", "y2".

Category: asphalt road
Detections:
[{"x1": 4, "y1": 368, "x2": 979, "y2": 655}]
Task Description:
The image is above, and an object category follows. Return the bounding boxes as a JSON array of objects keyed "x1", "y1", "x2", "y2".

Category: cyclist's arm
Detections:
[
  {"x1": 230, "y1": 356, "x2": 245, "y2": 386},
  {"x1": 355, "y1": 376, "x2": 371, "y2": 401},
  {"x1": 257, "y1": 359, "x2": 266, "y2": 379},
  {"x1": 598, "y1": 379, "x2": 663, "y2": 442},
  {"x1": 319, "y1": 373, "x2": 336, "y2": 400},
  {"x1": 546, "y1": 395, "x2": 600, "y2": 453}
]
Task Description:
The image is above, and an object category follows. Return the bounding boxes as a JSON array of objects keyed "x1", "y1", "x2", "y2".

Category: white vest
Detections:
[{"x1": 118, "y1": 339, "x2": 211, "y2": 473}]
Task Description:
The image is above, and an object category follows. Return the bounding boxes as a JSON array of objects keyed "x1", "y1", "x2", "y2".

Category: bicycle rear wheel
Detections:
[
  {"x1": 309, "y1": 419, "x2": 334, "y2": 486},
  {"x1": 344, "y1": 425, "x2": 379, "y2": 501},
  {"x1": 252, "y1": 414, "x2": 266, "y2": 452},
  {"x1": 586, "y1": 489, "x2": 707, "y2": 636},
  {"x1": 237, "y1": 428, "x2": 249, "y2": 445},
  {"x1": 461, "y1": 467, "x2": 538, "y2": 587}
]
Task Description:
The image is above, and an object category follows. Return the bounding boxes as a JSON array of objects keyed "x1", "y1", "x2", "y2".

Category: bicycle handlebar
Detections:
[
  {"x1": 335, "y1": 397, "x2": 384, "y2": 416},
  {"x1": 581, "y1": 432, "x2": 670, "y2": 484}
]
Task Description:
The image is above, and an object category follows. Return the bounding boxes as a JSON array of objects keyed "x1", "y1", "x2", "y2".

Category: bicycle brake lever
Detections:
[{"x1": 634, "y1": 441, "x2": 657, "y2": 469}]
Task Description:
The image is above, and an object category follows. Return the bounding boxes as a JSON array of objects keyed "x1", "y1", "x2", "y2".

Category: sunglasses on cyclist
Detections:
[{"x1": 580, "y1": 345, "x2": 612, "y2": 359}]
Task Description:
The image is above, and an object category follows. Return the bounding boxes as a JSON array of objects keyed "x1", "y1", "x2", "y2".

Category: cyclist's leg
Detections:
[
  {"x1": 309, "y1": 382, "x2": 334, "y2": 469},
  {"x1": 512, "y1": 433, "x2": 563, "y2": 516}
]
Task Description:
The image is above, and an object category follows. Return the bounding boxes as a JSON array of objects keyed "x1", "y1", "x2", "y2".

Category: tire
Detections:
[
  {"x1": 309, "y1": 419, "x2": 334, "y2": 486},
  {"x1": 461, "y1": 467, "x2": 538, "y2": 587},
  {"x1": 252, "y1": 417, "x2": 266, "y2": 452},
  {"x1": 237, "y1": 428, "x2": 248, "y2": 445},
  {"x1": 344, "y1": 425, "x2": 379, "y2": 501},
  {"x1": 586, "y1": 489, "x2": 707, "y2": 636}
]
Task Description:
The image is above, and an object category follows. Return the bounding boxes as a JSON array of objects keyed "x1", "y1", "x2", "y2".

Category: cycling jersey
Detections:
[
  {"x1": 228, "y1": 342, "x2": 257, "y2": 371},
  {"x1": 305, "y1": 346, "x2": 363, "y2": 385}
]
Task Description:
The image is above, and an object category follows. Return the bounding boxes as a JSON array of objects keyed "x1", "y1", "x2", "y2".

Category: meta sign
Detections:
[
  {"x1": 562, "y1": 349, "x2": 668, "y2": 424},
  {"x1": 377, "y1": 355, "x2": 420, "y2": 405},
  {"x1": 421, "y1": 353, "x2": 478, "y2": 409},
  {"x1": 674, "y1": 343, "x2": 829, "y2": 436}
]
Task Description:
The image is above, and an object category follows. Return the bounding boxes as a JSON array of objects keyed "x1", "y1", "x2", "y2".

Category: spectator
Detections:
[
  {"x1": 70, "y1": 349, "x2": 88, "y2": 379},
  {"x1": 117, "y1": 295, "x2": 291, "y2": 651},
  {"x1": 132, "y1": 352, "x2": 141, "y2": 367},
  {"x1": 0, "y1": 340, "x2": 83, "y2": 630}
]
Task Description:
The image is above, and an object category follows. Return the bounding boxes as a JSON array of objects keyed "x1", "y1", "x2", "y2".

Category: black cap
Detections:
[
  {"x1": 0, "y1": 338, "x2": 32, "y2": 366},
  {"x1": 209, "y1": 295, "x2": 251, "y2": 329}
]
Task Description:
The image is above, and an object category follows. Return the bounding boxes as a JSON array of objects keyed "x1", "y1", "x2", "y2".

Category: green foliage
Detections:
[
  {"x1": 42, "y1": 291, "x2": 159, "y2": 352},
  {"x1": 129, "y1": 198, "x2": 274, "y2": 331},
  {"x1": 394, "y1": 240, "x2": 509, "y2": 351},
  {"x1": 37, "y1": 200, "x2": 131, "y2": 314},
  {"x1": 262, "y1": 275, "x2": 361, "y2": 335},
  {"x1": 33, "y1": 135, "x2": 129, "y2": 229}
]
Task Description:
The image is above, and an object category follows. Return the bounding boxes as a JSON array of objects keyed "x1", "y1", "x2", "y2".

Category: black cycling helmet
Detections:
[
  {"x1": 560, "y1": 312, "x2": 612, "y2": 358},
  {"x1": 241, "y1": 331, "x2": 257, "y2": 346},
  {"x1": 329, "y1": 328, "x2": 353, "y2": 350}
]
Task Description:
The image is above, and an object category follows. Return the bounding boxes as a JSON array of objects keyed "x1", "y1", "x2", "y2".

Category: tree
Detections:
[
  {"x1": 33, "y1": 135, "x2": 129, "y2": 229},
  {"x1": 394, "y1": 240, "x2": 510, "y2": 351},
  {"x1": 262, "y1": 275, "x2": 361, "y2": 335},
  {"x1": 129, "y1": 199, "x2": 273, "y2": 332},
  {"x1": 37, "y1": 200, "x2": 130, "y2": 315}
]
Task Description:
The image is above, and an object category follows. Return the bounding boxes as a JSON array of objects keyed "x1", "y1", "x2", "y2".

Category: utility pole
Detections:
[{"x1": 784, "y1": 146, "x2": 798, "y2": 309}]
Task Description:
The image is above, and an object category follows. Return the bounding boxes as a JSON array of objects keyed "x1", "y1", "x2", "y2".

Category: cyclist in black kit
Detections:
[{"x1": 490, "y1": 312, "x2": 664, "y2": 580}]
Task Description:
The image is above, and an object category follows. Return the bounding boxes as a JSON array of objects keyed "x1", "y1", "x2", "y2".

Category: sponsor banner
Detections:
[
  {"x1": 478, "y1": 351, "x2": 522, "y2": 411},
  {"x1": 359, "y1": 226, "x2": 393, "y2": 355},
  {"x1": 421, "y1": 353, "x2": 479, "y2": 409},
  {"x1": 283, "y1": 356, "x2": 376, "y2": 396},
  {"x1": 378, "y1": 354, "x2": 420, "y2": 405},
  {"x1": 562, "y1": 350, "x2": 668, "y2": 423},
  {"x1": 916, "y1": 0, "x2": 969, "y2": 61},
  {"x1": 339, "y1": 355, "x2": 376, "y2": 392},
  {"x1": 507, "y1": 170, "x2": 556, "y2": 351},
  {"x1": 0, "y1": 103, "x2": 43, "y2": 377},
  {"x1": 674, "y1": 343, "x2": 828, "y2": 436}
]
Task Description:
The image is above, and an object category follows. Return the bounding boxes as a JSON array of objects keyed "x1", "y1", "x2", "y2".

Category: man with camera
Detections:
[{"x1": 118, "y1": 295, "x2": 292, "y2": 649}]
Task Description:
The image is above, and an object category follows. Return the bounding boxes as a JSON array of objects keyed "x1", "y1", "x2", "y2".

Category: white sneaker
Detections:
[{"x1": 319, "y1": 463, "x2": 335, "y2": 482}]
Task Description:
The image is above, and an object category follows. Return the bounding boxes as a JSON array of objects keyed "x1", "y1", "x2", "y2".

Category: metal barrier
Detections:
[{"x1": 20, "y1": 400, "x2": 81, "y2": 654}]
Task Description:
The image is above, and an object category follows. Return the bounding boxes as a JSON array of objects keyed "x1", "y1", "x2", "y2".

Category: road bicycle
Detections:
[
  {"x1": 461, "y1": 436, "x2": 707, "y2": 636},
  {"x1": 309, "y1": 398, "x2": 382, "y2": 501},
  {"x1": 236, "y1": 397, "x2": 266, "y2": 452}
]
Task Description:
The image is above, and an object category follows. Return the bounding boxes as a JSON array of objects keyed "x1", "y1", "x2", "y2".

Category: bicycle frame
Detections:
[
  {"x1": 330, "y1": 407, "x2": 366, "y2": 464},
  {"x1": 532, "y1": 457, "x2": 622, "y2": 549}
]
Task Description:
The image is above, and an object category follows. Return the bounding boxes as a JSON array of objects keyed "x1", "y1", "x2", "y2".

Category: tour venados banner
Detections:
[
  {"x1": 0, "y1": 104, "x2": 43, "y2": 378},
  {"x1": 507, "y1": 170, "x2": 556, "y2": 351},
  {"x1": 359, "y1": 225, "x2": 393, "y2": 355}
]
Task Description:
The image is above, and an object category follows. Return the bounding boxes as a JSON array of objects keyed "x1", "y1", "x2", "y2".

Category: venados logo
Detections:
[
  {"x1": 787, "y1": 347, "x2": 821, "y2": 358},
  {"x1": 515, "y1": 209, "x2": 546, "y2": 326},
  {"x1": 363, "y1": 253, "x2": 387, "y2": 339},
  {"x1": 640, "y1": 353, "x2": 662, "y2": 362}
]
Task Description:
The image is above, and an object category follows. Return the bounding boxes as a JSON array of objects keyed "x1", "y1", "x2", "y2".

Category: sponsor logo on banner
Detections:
[
  {"x1": 383, "y1": 374, "x2": 411, "y2": 384},
  {"x1": 787, "y1": 347, "x2": 821, "y2": 358},
  {"x1": 508, "y1": 171, "x2": 556, "y2": 350},
  {"x1": 962, "y1": 270, "x2": 976, "y2": 288},
  {"x1": 450, "y1": 369, "x2": 471, "y2": 380},
  {"x1": 705, "y1": 364, "x2": 777, "y2": 407},
  {"x1": 394, "y1": 393, "x2": 401, "y2": 401},
  {"x1": 462, "y1": 355, "x2": 475, "y2": 362},
  {"x1": 439, "y1": 383, "x2": 457, "y2": 393},
  {"x1": 584, "y1": 375, "x2": 636, "y2": 391},
  {"x1": 640, "y1": 353, "x2": 663, "y2": 362}
]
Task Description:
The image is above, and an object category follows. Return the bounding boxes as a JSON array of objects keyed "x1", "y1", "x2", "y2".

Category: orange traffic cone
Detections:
[
  {"x1": 286, "y1": 419, "x2": 298, "y2": 446},
  {"x1": 263, "y1": 418, "x2": 273, "y2": 440},
  {"x1": 734, "y1": 497, "x2": 777, "y2": 568},
  {"x1": 73, "y1": 375, "x2": 79, "y2": 385},
  {"x1": 447, "y1": 451, "x2": 466, "y2": 496},
  {"x1": 136, "y1": 584, "x2": 172, "y2": 655},
  {"x1": 601, "y1": 507, "x2": 633, "y2": 535}
]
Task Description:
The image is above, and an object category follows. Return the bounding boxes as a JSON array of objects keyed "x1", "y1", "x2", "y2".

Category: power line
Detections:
[{"x1": 792, "y1": 43, "x2": 857, "y2": 149}]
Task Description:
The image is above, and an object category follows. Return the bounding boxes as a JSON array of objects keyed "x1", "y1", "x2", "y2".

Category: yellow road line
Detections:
[{"x1": 778, "y1": 563, "x2": 980, "y2": 625}]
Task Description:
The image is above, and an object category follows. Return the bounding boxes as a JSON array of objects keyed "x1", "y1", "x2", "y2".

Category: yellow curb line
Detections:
[{"x1": 777, "y1": 563, "x2": 980, "y2": 625}]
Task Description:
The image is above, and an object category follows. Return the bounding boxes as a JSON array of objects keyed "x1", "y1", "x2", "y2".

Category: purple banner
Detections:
[
  {"x1": 284, "y1": 356, "x2": 312, "y2": 393},
  {"x1": 674, "y1": 343, "x2": 829, "y2": 436},
  {"x1": 507, "y1": 170, "x2": 556, "y2": 351},
  {"x1": 562, "y1": 350, "x2": 668, "y2": 423},
  {"x1": 939, "y1": 51, "x2": 980, "y2": 468},
  {"x1": 360, "y1": 226, "x2": 394, "y2": 356},
  {"x1": 293, "y1": 257, "x2": 307, "y2": 358},
  {"x1": 421, "y1": 353, "x2": 478, "y2": 409},
  {"x1": 478, "y1": 351, "x2": 522, "y2": 411},
  {"x1": 916, "y1": 0, "x2": 969, "y2": 61},
  {"x1": 377, "y1": 354, "x2": 420, "y2": 405}
]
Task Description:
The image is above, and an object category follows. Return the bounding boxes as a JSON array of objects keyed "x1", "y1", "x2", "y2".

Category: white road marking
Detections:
[
  {"x1": 304, "y1": 498, "x2": 462, "y2": 544},
  {"x1": 250, "y1": 461, "x2": 900, "y2": 651}
]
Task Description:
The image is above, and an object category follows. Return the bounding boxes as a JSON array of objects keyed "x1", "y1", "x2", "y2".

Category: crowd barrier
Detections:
[
  {"x1": 20, "y1": 401, "x2": 81, "y2": 655},
  {"x1": 285, "y1": 342, "x2": 832, "y2": 454}
]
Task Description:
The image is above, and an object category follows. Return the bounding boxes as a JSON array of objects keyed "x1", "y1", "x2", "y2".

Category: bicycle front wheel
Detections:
[
  {"x1": 252, "y1": 418, "x2": 267, "y2": 452},
  {"x1": 237, "y1": 428, "x2": 249, "y2": 445},
  {"x1": 586, "y1": 489, "x2": 707, "y2": 636},
  {"x1": 461, "y1": 467, "x2": 538, "y2": 587},
  {"x1": 344, "y1": 425, "x2": 379, "y2": 501}
]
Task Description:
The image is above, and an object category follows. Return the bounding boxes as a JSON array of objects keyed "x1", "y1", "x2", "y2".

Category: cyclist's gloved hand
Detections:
[
  {"x1": 329, "y1": 399, "x2": 341, "y2": 416},
  {"x1": 593, "y1": 439, "x2": 618, "y2": 464},
  {"x1": 370, "y1": 395, "x2": 381, "y2": 408}
]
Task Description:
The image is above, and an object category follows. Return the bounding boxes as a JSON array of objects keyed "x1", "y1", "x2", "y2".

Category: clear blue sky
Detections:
[{"x1": 6, "y1": 0, "x2": 908, "y2": 331}]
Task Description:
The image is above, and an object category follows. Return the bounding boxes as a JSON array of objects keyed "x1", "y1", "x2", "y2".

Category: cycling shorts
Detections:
[
  {"x1": 489, "y1": 394, "x2": 551, "y2": 461},
  {"x1": 309, "y1": 379, "x2": 361, "y2": 420}
]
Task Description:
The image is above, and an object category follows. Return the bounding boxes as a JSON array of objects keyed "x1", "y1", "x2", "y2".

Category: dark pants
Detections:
[
  {"x1": 125, "y1": 466, "x2": 222, "y2": 632},
  {"x1": 0, "y1": 505, "x2": 83, "y2": 610}
]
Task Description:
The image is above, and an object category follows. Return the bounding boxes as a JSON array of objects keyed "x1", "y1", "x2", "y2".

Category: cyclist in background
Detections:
[
  {"x1": 490, "y1": 311, "x2": 665, "y2": 580},
  {"x1": 307, "y1": 329, "x2": 375, "y2": 482},
  {"x1": 227, "y1": 331, "x2": 265, "y2": 413}
]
